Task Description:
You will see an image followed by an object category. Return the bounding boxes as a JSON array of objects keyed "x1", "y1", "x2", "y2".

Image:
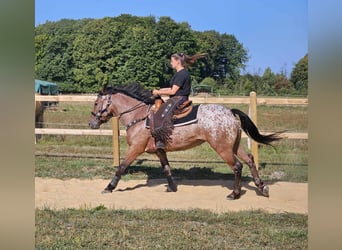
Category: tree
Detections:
[
  {"x1": 154, "y1": 17, "x2": 201, "y2": 88},
  {"x1": 71, "y1": 18, "x2": 126, "y2": 92},
  {"x1": 219, "y1": 34, "x2": 248, "y2": 82},
  {"x1": 35, "y1": 19, "x2": 89, "y2": 83},
  {"x1": 35, "y1": 16, "x2": 249, "y2": 93},
  {"x1": 290, "y1": 54, "x2": 308, "y2": 95},
  {"x1": 194, "y1": 31, "x2": 248, "y2": 83}
]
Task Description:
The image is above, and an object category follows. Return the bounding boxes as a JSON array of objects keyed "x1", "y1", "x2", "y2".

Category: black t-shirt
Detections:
[{"x1": 169, "y1": 68, "x2": 191, "y2": 97}]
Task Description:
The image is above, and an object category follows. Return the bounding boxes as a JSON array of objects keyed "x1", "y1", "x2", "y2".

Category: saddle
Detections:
[
  {"x1": 173, "y1": 100, "x2": 193, "y2": 119},
  {"x1": 153, "y1": 98, "x2": 193, "y2": 119},
  {"x1": 146, "y1": 96, "x2": 196, "y2": 153}
]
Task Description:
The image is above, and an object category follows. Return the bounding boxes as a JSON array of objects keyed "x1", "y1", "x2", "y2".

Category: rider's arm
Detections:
[{"x1": 153, "y1": 85, "x2": 180, "y2": 96}]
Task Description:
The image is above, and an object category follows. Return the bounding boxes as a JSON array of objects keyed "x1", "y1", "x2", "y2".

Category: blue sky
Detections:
[{"x1": 35, "y1": 0, "x2": 307, "y2": 76}]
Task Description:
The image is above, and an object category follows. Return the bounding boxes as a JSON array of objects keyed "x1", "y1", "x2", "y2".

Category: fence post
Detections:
[
  {"x1": 112, "y1": 116, "x2": 120, "y2": 167},
  {"x1": 249, "y1": 91, "x2": 259, "y2": 169}
]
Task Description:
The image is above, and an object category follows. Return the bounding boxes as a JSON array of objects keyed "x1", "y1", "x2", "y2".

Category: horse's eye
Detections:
[{"x1": 94, "y1": 103, "x2": 98, "y2": 106}]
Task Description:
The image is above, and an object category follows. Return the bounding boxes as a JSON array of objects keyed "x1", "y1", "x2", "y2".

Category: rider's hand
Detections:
[{"x1": 152, "y1": 89, "x2": 159, "y2": 95}]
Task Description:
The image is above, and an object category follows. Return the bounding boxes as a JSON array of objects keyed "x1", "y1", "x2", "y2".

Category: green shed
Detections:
[
  {"x1": 35, "y1": 79, "x2": 59, "y2": 109},
  {"x1": 35, "y1": 79, "x2": 59, "y2": 95}
]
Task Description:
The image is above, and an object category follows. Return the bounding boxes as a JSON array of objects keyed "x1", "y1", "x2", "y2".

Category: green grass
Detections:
[
  {"x1": 36, "y1": 135, "x2": 307, "y2": 182},
  {"x1": 36, "y1": 207, "x2": 307, "y2": 249}
]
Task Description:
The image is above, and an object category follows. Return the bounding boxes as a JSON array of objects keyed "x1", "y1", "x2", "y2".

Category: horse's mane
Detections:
[{"x1": 104, "y1": 82, "x2": 155, "y2": 104}]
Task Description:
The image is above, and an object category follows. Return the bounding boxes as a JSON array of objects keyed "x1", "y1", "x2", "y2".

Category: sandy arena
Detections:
[{"x1": 35, "y1": 177, "x2": 307, "y2": 214}]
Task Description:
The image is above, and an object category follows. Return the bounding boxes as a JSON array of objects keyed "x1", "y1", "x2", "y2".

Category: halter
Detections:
[{"x1": 91, "y1": 93, "x2": 150, "y2": 130}]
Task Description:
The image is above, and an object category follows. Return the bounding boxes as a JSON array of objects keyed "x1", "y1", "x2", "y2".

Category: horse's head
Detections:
[
  {"x1": 89, "y1": 83, "x2": 157, "y2": 129},
  {"x1": 88, "y1": 91, "x2": 113, "y2": 129}
]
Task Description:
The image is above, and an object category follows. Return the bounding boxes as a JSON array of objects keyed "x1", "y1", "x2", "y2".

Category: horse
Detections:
[{"x1": 88, "y1": 83, "x2": 282, "y2": 200}]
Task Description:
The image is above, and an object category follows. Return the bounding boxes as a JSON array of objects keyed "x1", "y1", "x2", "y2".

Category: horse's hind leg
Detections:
[
  {"x1": 208, "y1": 142, "x2": 243, "y2": 199},
  {"x1": 237, "y1": 145, "x2": 269, "y2": 197},
  {"x1": 207, "y1": 131, "x2": 243, "y2": 199},
  {"x1": 213, "y1": 149, "x2": 243, "y2": 200},
  {"x1": 155, "y1": 149, "x2": 177, "y2": 192},
  {"x1": 227, "y1": 156, "x2": 243, "y2": 200}
]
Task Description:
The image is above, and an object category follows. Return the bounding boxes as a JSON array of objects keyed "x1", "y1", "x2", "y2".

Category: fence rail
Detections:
[{"x1": 35, "y1": 94, "x2": 308, "y2": 105}]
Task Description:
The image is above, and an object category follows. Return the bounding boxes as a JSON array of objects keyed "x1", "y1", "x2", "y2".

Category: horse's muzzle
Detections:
[{"x1": 88, "y1": 119, "x2": 100, "y2": 129}]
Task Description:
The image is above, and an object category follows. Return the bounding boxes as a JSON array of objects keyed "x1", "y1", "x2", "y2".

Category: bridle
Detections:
[
  {"x1": 91, "y1": 93, "x2": 150, "y2": 129},
  {"x1": 91, "y1": 93, "x2": 113, "y2": 120}
]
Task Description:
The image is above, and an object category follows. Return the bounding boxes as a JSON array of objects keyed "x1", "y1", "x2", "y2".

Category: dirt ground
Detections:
[{"x1": 35, "y1": 177, "x2": 307, "y2": 214}]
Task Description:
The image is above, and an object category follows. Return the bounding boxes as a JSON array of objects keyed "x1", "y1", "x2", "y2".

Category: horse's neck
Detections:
[{"x1": 111, "y1": 93, "x2": 148, "y2": 126}]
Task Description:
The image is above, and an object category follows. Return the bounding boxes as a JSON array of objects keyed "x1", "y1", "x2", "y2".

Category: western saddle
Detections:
[{"x1": 146, "y1": 96, "x2": 193, "y2": 152}]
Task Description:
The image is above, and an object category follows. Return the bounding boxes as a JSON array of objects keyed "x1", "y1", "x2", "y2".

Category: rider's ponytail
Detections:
[{"x1": 171, "y1": 52, "x2": 207, "y2": 67}]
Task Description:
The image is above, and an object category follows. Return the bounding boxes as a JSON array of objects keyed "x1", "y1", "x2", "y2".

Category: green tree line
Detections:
[{"x1": 35, "y1": 14, "x2": 307, "y2": 96}]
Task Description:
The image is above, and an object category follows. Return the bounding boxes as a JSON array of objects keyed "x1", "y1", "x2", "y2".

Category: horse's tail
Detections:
[{"x1": 231, "y1": 108, "x2": 283, "y2": 146}]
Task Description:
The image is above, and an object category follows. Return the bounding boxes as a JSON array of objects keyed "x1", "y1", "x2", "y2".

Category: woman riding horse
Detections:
[
  {"x1": 152, "y1": 52, "x2": 207, "y2": 149},
  {"x1": 89, "y1": 83, "x2": 282, "y2": 200}
]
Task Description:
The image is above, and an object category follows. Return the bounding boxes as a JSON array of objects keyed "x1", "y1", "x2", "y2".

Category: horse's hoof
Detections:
[
  {"x1": 166, "y1": 185, "x2": 177, "y2": 192},
  {"x1": 261, "y1": 185, "x2": 269, "y2": 197},
  {"x1": 227, "y1": 191, "x2": 240, "y2": 200},
  {"x1": 101, "y1": 188, "x2": 113, "y2": 194}
]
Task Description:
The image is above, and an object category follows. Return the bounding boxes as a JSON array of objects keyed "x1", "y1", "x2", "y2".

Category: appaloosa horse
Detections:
[{"x1": 89, "y1": 83, "x2": 282, "y2": 200}]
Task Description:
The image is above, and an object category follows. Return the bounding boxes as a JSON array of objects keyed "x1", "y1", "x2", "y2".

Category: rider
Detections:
[
  {"x1": 152, "y1": 52, "x2": 207, "y2": 149},
  {"x1": 153, "y1": 52, "x2": 206, "y2": 106}
]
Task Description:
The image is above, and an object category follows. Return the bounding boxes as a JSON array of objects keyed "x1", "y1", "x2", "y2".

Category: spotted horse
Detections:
[{"x1": 89, "y1": 83, "x2": 282, "y2": 200}]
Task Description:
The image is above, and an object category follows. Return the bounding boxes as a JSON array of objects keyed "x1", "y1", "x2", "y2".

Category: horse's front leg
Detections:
[
  {"x1": 102, "y1": 145, "x2": 143, "y2": 193},
  {"x1": 155, "y1": 149, "x2": 177, "y2": 192},
  {"x1": 102, "y1": 163, "x2": 126, "y2": 193}
]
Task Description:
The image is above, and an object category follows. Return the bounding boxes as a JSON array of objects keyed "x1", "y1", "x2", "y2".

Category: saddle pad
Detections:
[{"x1": 146, "y1": 104, "x2": 200, "y2": 128}]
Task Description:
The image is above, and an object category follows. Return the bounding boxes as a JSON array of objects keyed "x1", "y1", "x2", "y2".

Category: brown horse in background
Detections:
[{"x1": 89, "y1": 83, "x2": 282, "y2": 200}]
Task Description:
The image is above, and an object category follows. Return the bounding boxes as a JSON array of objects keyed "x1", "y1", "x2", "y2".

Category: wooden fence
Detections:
[{"x1": 35, "y1": 93, "x2": 308, "y2": 168}]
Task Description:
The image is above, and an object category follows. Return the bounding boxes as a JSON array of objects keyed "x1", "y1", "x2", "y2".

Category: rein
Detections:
[
  {"x1": 102, "y1": 93, "x2": 151, "y2": 130},
  {"x1": 92, "y1": 92, "x2": 152, "y2": 130},
  {"x1": 119, "y1": 102, "x2": 150, "y2": 130},
  {"x1": 117, "y1": 102, "x2": 146, "y2": 118}
]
